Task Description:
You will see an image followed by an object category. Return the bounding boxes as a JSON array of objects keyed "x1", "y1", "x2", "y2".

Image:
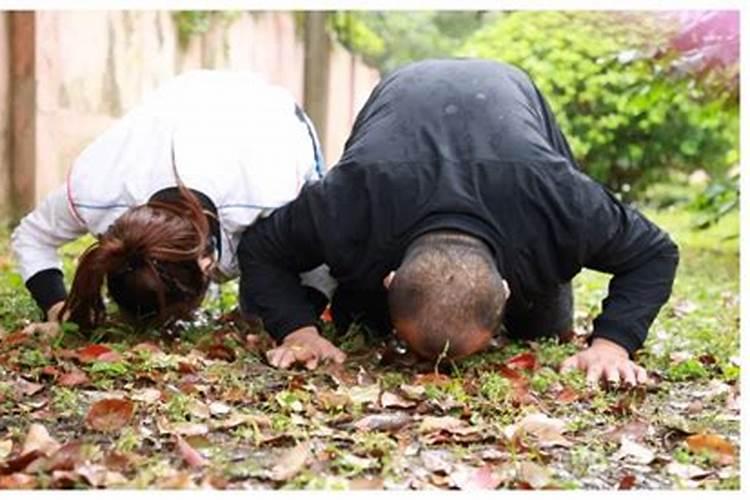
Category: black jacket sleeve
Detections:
[
  {"x1": 578, "y1": 174, "x2": 679, "y2": 355},
  {"x1": 26, "y1": 269, "x2": 67, "y2": 316},
  {"x1": 237, "y1": 184, "x2": 326, "y2": 342}
]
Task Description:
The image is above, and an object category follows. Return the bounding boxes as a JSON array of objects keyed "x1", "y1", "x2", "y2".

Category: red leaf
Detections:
[
  {"x1": 0, "y1": 450, "x2": 45, "y2": 474},
  {"x1": 58, "y1": 371, "x2": 90, "y2": 387},
  {"x1": 76, "y1": 344, "x2": 114, "y2": 363},
  {"x1": 3, "y1": 330, "x2": 30, "y2": 348},
  {"x1": 85, "y1": 399, "x2": 135, "y2": 432},
  {"x1": 557, "y1": 386, "x2": 579, "y2": 404},
  {"x1": 41, "y1": 366, "x2": 60, "y2": 378},
  {"x1": 497, "y1": 364, "x2": 524, "y2": 381},
  {"x1": 0, "y1": 472, "x2": 37, "y2": 489},
  {"x1": 320, "y1": 306, "x2": 333, "y2": 323},
  {"x1": 505, "y1": 352, "x2": 538, "y2": 371},
  {"x1": 176, "y1": 436, "x2": 206, "y2": 468},
  {"x1": 618, "y1": 474, "x2": 636, "y2": 489}
]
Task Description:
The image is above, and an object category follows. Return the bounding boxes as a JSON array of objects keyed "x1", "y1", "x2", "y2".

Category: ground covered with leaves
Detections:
[{"x1": 0, "y1": 207, "x2": 740, "y2": 490}]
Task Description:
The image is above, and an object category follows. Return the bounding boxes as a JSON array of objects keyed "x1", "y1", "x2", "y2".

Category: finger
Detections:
[
  {"x1": 332, "y1": 348, "x2": 347, "y2": 364},
  {"x1": 560, "y1": 355, "x2": 581, "y2": 374},
  {"x1": 305, "y1": 355, "x2": 319, "y2": 370},
  {"x1": 604, "y1": 364, "x2": 621, "y2": 387},
  {"x1": 635, "y1": 364, "x2": 650, "y2": 385},
  {"x1": 266, "y1": 348, "x2": 282, "y2": 367},
  {"x1": 620, "y1": 363, "x2": 637, "y2": 387},
  {"x1": 278, "y1": 349, "x2": 297, "y2": 369},
  {"x1": 586, "y1": 363, "x2": 605, "y2": 386}
]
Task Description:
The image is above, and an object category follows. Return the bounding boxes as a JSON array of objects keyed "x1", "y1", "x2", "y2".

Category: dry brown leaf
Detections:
[
  {"x1": 46, "y1": 442, "x2": 84, "y2": 472},
  {"x1": 76, "y1": 344, "x2": 118, "y2": 363},
  {"x1": 318, "y1": 391, "x2": 352, "y2": 410},
  {"x1": 187, "y1": 400, "x2": 211, "y2": 420},
  {"x1": 75, "y1": 464, "x2": 127, "y2": 487},
  {"x1": 16, "y1": 379, "x2": 44, "y2": 397},
  {"x1": 346, "y1": 384, "x2": 381, "y2": 405},
  {"x1": 450, "y1": 464, "x2": 504, "y2": 490},
  {"x1": 399, "y1": 384, "x2": 426, "y2": 400},
  {"x1": 602, "y1": 419, "x2": 651, "y2": 443},
  {"x1": 270, "y1": 441, "x2": 310, "y2": 481},
  {"x1": 418, "y1": 416, "x2": 466, "y2": 434},
  {"x1": 685, "y1": 434, "x2": 736, "y2": 464},
  {"x1": 618, "y1": 474, "x2": 637, "y2": 489},
  {"x1": 506, "y1": 413, "x2": 571, "y2": 448},
  {"x1": 349, "y1": 477, "x2": 384, "y2": 489},
  {"x1": 21, "y1": 423, "x2": 60, "y2": 456},
  {"x1": 176, "y1": 436, "x2": 207, "y2": 468},
  {"x1": 131, "y1": 388, "x2": 162, "y2": 404},
  {"x1": 666, "y1": 461, "x2": 711, "y2": 480},
  {"x1": 380, "y1": 391, "x2": 416, "y2": 409},
  {"x1": 517, "y1": 461, "x2": 551, "y2": 489},
  {"x1": 58, "y1": 370, "x2": 89, "y2": 387},
  {"x1": 613, "y1": 437, "x2": 655, "y2": 464},
  {"x1": 85, "y1": 399, "x2": 135, "y2": 432},
  {"x1": 354, "y1": 413, "x2": 412, "y2": 432},
  {"x1": 156, "y1": 471, "x2": 196, "y2": 489},
  {"x1": 170, "y1": 422, "x2": 209, "y2": 437}
]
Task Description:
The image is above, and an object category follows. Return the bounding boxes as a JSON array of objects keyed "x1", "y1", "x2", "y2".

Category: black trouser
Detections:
[{"x1": 501, "y1": 282, "x2": 574, "y2": 340}]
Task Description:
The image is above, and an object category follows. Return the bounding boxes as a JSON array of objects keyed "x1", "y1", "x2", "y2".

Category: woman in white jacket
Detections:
[{"x1": 11, "y1": 70, "x2": 333, "y2": 331}]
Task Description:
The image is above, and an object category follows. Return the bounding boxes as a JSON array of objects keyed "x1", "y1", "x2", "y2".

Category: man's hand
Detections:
[
  {"x1": 266, "y1": 326, "x2": 346, "y2": 370},
  {"x1": 560, "y1": 337, "x2": 650, "y2": 387}
]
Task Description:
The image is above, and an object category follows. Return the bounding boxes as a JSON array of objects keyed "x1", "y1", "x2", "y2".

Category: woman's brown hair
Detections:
[{"x1": 60, "y1": 184, "x2": 213, "y2": 331}]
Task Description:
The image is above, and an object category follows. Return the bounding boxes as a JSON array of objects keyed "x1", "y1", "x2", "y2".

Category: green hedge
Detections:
[{"x1": 460, "y1": 12, "x2": 739, "y2": 193}]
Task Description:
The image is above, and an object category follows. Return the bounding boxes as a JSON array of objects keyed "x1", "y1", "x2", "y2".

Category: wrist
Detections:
[
  {"x1": 591, "y1": 337, "x2": 628, "y2": 357},
  {"x1": 284, "y1": 325, "x2": 320, "y2": 343}
]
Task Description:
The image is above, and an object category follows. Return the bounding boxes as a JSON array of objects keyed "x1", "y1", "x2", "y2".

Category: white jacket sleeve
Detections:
[{"x1": 11, "y1": 184, "x2": 88, "y2": 282}]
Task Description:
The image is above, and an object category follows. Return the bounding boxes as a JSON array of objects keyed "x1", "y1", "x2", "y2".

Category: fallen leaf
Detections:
[
  {"x1": 16, "y1": 379, "x2": 44, "y2": 397},
  {"x1": 76, "y1": 344, "x2": 118, "y2": 363},
  {"x1": 176, "y1": 436, "x2": 206, "y2": 468},
  {"x1": 618, "y1": 474, "x2": 637, "y2": 489},
  {"x1": 666, "y1": 461, "x2": 711, "y2": 480},
  {"x1": 380, "y1": 391, "x2": 416, "y2": 409},
  {"x1": 0, "y1": 472, "x2": 37, "y2": 489},
  {"x1": 354, "y1": 413, "x2": 412, "y2": 432},
  {"x1": 602, "y1": 419, "x2": 651, "y2": 443},
  {"x1": 131, "y1": 342, "x2": 163, "y2": 354},
  {"x1": 58, "y1": 370, "x2": 89, "y2": 387},
  {"x1": 2, "y1": 330, "x2": 30, "y2": 348},
  {"x1": 420, "y1": 449, "x2": 454, "y2": 473},
  {"x1": 85, "y1": 399, "x2": 135, "y2": 432},
  {"x1": 0, "y1": 441, "x2": 12, "y2": 460},
  {"x1": 450, "y1": 464, "x2": 504, "y2": 490},
  {"x1": 0, "y1": 450, "x2": 45, "y2": 474},
  {"x1": 556, "y1": 386, "x2": 580, "y2": 404},
  {"x1": 50, "y1": 470, "x2": 83, "y2": 488},
  {"x1": 505, "y1": 352, "x2": 538, "y2": 371},
  {"x1": 21, "y1": 423, "x2": 60, "y2": 456},
  {"x1": 171, "y1": 422, "x2": 209, "y2": 437},
  {"x1": 613, "y1": 437, "x2": 655, "y2": 464},
  {"x1": 208, "y1": 401, "x2": 231, "y2": 416},
  {"x1": 131, "y1": 388, "x2": 162, "y2": 404},
  {"x1": 413, "y1": 373, "x2": 451, "y2": 386},
  {"x1": 685, "y1": 434, "x2": 736, "y2": 464},
  {"x1": 672, "y1": 299, "x2": 697, "y2": 318},
  {"x1": 399, "y1": 384, "x2": 426, "y2": 400},
  {"x1": 349, "y1": 477, "x2": 384, "y2": 489},
  {"x1": 156, "y1": 471, "x2": 196, "y2": 489},
  {"x1": 203, "y1": 344, "x2": 235, "y2": 362},
  {"x1": 506, "y1": 413, "x2": 571, "y2": 448},
  {"x1": 517, "y1": 461, "x2": 551, "y2": 489},
  {"x1": 46, "y1": 442, "x2": 84, "y2": 472},
  {"x1": 270, "y1": 441, "x2": 310, "y2": 481},
  {"x1": 418, "y1": 416, "x2": 466, "y2": 434},
  {"x1": 318, "y1": 391, "x2": 352, "y2": 410},
  {"x1": 346, "y1": 384, "x2": 381, "y2": 405},
  {"x1": 75, "y1": 464, "x2": 127, "y2": 487},
  {"x1": 211, "y1": 413, "x2": 271, "y2": 431},
  {"x1": 187, "y1": 400, "x2": 211, "y2": 420}
]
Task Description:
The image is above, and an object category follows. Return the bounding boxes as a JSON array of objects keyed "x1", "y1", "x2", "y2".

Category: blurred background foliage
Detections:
[{"x1": 328, "y1": 10, "x2": 739, "y2": 228}]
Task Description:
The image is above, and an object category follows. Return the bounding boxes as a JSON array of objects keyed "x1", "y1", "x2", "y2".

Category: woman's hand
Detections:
[{"x1": 266, "y1": 326, "x2": 346, "y2": 370}]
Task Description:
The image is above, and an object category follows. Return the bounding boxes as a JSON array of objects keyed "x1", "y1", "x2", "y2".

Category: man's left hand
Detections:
[{"x1": 560, "y1": 337, "x2": 650, "y2": 387}]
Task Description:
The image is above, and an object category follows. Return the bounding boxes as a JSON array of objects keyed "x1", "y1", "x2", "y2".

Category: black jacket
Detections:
[{"x1": 238, "y1": 59, "x2": 679, "y2": 355}]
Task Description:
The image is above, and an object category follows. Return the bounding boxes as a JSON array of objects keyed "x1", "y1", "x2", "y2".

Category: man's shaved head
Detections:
[{"x1": 387, "y1": 231, "x2": 509, "y2": 361}]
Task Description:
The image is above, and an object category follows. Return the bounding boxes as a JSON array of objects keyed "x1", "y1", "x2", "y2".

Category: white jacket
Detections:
[{"x1": 12, "y1": 70, "x2": 325, "y2": 285}]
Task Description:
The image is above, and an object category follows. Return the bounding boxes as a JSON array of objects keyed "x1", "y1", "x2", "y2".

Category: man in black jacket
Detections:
[{"x1": 238, "y1": 59, "x2": 679, "y2": 385}]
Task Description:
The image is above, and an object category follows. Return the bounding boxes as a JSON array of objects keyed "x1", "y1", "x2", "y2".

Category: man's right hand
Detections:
[{"x1": 266, "y1": 326, "x2": 346, "y2": 370}]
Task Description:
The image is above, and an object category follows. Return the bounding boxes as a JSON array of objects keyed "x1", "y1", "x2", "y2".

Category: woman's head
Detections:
[{"x1": 61, "y1": 185, "x2": 214, "y2": 331}]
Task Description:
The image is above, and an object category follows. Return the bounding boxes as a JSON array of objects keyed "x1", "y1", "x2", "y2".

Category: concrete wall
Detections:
[{"x1": 0, "y1": 11, "x2": 380, "y2": 219}]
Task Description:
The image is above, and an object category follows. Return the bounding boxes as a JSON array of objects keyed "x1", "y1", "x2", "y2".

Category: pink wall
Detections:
[{"x1": 0, "y1": 11, "x2": 381, "y2": 218}]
